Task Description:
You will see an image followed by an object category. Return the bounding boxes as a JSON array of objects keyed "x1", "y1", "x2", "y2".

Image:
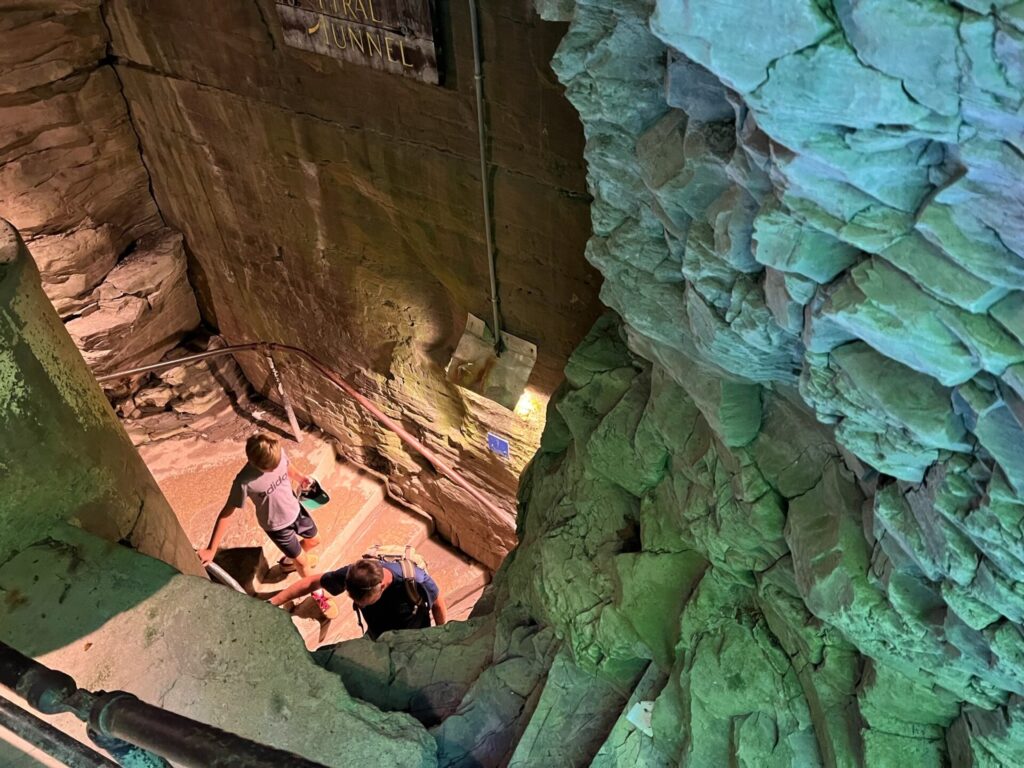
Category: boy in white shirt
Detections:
[{"x1": 199, "y1": 433, "x2": 337, "y2": 618}]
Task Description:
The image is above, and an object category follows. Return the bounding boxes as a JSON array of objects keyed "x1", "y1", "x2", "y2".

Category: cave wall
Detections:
[
  {"x1": 487, "y1": 0, "x2": 1024, "y2": 765},
  {"x1": 0, "y1": 1, "x2": 200, "y2": 376},
  {"x1": 98, "y1": 0, "x2": 603, "y2": 569}
]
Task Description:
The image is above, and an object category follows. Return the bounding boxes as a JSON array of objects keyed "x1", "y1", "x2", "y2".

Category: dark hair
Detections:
[{"x1": 345, "y1": 559, "x2": 384, "y2": 600}]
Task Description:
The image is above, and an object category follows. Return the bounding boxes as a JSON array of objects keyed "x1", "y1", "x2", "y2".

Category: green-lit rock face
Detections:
[{"x1": 506, "y1": 0, "x2": 1024, "y2": 764}]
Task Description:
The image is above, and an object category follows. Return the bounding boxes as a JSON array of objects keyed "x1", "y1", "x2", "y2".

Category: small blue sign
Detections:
[{"x1": 487, "y1": 432, "x2": 510, "y2": 459}]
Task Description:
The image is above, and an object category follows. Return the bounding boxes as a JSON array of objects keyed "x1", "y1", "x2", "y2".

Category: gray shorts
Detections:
[{"x1": 265, "y1": 508, "x2": 318, "y2": 558}]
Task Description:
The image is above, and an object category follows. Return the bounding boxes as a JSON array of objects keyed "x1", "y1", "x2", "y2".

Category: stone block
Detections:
[
  {"x1": 650, "y1": 0, "x2": 834, "y2": 92},
  {"x1": 665, "y1": 49, "x2": 734, "y2": 123},
  {"x1": 612, "y1": 551, "x2": 707, "y2": 670},
  {"x1": 917, "y1": 201, "x2": 1024, "y2": 291},
  {"x1": 954, "y1": 380, "x2": 1024, "y2": 496},
  {"x1": 881, "y1": 233, "x2": 1008, "y2": 313},
  {"x1": 812, "y1": 258, "x2": 1024, "y2": 386},
  {"x1": 834, "y1": 0, "x2": 961, "y2": 116},
  {"x1": 590, "y1": 664, "x2": 673, "y2": 767},
  {"x1": 587, "y1": 371, "x2": 670, "y2": 496},
  {"x1": 752, "y1": 199, "x2": 861, "y2": 283},
  {"x1": 66, "y1": 228, "x2": 200, "y2": 375},
  {"x1": 508, "y1": 648, "x2": 643, "y2": 768},
  {"x1": 802, "y1": 341, "x2": 968, "y2": 480},
  {"x1": 748, "y1": 35, "x2": 936, "y2": 131},
  {"x1": 316, "y1": 617, "x2": 495, "y2": 727}
]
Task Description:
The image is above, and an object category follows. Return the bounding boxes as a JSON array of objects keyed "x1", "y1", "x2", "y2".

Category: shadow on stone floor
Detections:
[{"x1": 0, "y1": 525, "x2": 177, "y2": 660}]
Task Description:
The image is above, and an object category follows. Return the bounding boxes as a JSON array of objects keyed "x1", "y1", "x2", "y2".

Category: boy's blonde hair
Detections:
[{"x1": 245, "y1": 433, "x2": 281, "y2": 471}]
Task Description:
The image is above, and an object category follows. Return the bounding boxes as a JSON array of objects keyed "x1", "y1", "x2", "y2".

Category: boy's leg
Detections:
[
  {"x1": 265, "y1": 514, "x2": 337, "y2": 618},
  {"x1": 296, "y1": 509, "x2": 322, "y2": 556},
  {"x1": 291, "y1": 511, "x2": 337, "y2": 618},
  {"x1": 266, "y1": 526, "x2": 316, "y2": 572},
  {"x1": 293, "y1": 550, "x2": 318, "y2": 578}
]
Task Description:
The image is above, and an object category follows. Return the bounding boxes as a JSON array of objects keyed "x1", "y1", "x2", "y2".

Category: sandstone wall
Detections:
[
  {"x1": 0, "y1": 220, "x2": 202, "y2": 576},
  {"x1": 100, "y1": 0, "x2": 603, "y2": 568},
  {"x1": 0, "y1": 2, "x2": 200, "y2": 376},
  {"x1": 487, "y1": 0, "x2": 1024, "y2": 765}
]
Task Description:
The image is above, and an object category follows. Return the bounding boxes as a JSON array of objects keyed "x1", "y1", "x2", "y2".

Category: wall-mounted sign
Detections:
[
  {"x1": 275, "y1": 0, "x2": 441, "y2": 85},
  {"x1": 487, "y1": 433, "x2": 510, "y2": 460}
]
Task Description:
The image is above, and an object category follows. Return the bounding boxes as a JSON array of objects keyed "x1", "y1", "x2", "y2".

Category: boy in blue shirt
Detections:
[{"x1": 271, "y1": 557, "x2": 447, "y2": 639}]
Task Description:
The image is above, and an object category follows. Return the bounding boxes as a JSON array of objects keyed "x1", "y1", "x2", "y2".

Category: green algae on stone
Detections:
[
  {"x1": 612, "y1": 551, "x2": 707, "y2": 670},
  {"x1": 748, "y1": 35, "x2": 939, "y2": 132},
  {"x1": 881, "y1": 233, "x2": 1009, "y2": 313},
  {"x1": 752, "y1": 200, "x2": 860, "y2": 282},
  {"x1": 953, "y1": 379, "x2": 1024, "y2": 495},
  {"x1": 519, "y1": 0, "x2": 1024, "y2": 762},
  {"x1": 800, "y1": 341, "x2": 969, "y2": 480},
  {"x1": 834, "y1": 0, "x2": 962, "y2": 116},
  {"x1": 812, "y1": 258, "x2": 1024, "y2": 385}
]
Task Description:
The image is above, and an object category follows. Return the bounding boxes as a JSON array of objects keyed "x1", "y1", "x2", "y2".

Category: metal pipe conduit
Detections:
[
  {"x1": 0, "y1": 641, "x2": 329, "y2": 768},
  {"x1": 467, "y1": 0, "x2": 503, "y2": 353},
  {"x1": 97, "y1": 341, "x2": 507, "y2": 524}
]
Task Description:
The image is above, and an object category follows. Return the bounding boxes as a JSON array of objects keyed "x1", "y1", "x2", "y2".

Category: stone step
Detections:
[
  {"x1": 341, "y1": 499, "x2": 434, "y2": 565},
  {"x1": 414, "y1": 536, "x2": 491, "y2": 611},
  {"x1": 176, "y1": 436, "x2": 491, "y2": 650}
]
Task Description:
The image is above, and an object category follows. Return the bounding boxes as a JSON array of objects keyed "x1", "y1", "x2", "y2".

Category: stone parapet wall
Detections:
[{"x1": 0, "y1": 220, "x2": 202, "y2": 576}]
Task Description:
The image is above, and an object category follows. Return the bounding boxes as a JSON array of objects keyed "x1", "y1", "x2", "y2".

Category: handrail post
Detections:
[{"x1": 263, "y1": 347, "x2": 303, "y2": 444}]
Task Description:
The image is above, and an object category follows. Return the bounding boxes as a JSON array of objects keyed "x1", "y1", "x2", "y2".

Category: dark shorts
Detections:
[{"x1": 265, "y1": 508, "x2": 318, "y2": 558}]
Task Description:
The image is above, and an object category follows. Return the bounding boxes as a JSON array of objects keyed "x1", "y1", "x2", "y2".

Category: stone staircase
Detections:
[{"x1": 221, "y1": 440, "x2": 491, "y2": 650}]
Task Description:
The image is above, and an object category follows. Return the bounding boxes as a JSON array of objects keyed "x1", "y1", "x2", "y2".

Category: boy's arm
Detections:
[
  {"x1": 269, "y1": 574, "x2": 323, "y2": 606},
  {"x1": 431, "y1": 595, "x2": 448, "y2": 626},
  {"x1": 287, "y1": 463, "x2": 311, "y2": 493},
  {"x1": 419, "y1": 572, "x2": 446, "y2": 626},
  {"x1": 197, "y1": 504, "x2": 238, "y2": 564}
]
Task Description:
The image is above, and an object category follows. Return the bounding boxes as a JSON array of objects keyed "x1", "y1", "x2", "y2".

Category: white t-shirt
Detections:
[{"x1": 226, "y1": 450, "x2": 300, "y2": 531}]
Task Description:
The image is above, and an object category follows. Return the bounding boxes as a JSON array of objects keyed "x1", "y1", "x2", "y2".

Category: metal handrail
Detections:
[
  {"x1": 97, "y1": 341, "x2": 507, "y2": 524},
  {"x1": 0, "y1": 641, "x2": 329, "y2": 768},
  {"x1": 0, "y1": 697, "x2": 120, "y2": 767},
  {"x1": 204, "y1": 561, "x2": 247, "y2": 594}
]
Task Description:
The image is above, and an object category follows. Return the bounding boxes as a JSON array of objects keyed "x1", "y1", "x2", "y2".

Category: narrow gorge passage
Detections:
[{"x1": 4, "y1": 1, "x2": 1024, "y2": 767}]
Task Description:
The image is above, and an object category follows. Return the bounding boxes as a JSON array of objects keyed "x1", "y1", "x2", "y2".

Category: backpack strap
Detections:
[{"x1": 401, "y1": 545, "x2": 423, "y2": 608}]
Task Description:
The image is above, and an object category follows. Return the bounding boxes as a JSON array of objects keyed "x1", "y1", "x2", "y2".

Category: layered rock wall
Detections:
[
  {"x1": 98, "y1": 0, "x2": 604, "y2": 568},
  {"x1": 0, "y1": 2, "x2": 201, "y2": 376},
  {"x1": 483, "y1": 0, "x2": 1024, "y2": 764}
]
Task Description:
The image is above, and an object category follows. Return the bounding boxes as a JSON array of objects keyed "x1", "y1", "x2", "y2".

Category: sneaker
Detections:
[
  {"x1": 311, "y1": 590, "x2": 338, "y2": 620},
  {"x1": 279, "y1": 554, "x2": 318, "y2": 573}
]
